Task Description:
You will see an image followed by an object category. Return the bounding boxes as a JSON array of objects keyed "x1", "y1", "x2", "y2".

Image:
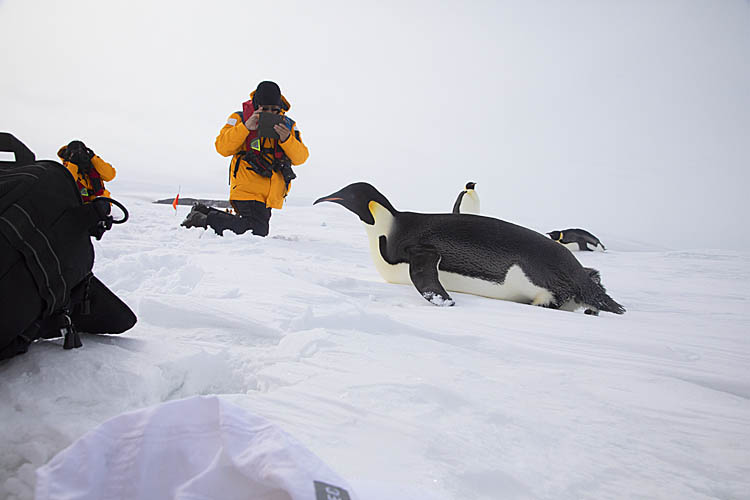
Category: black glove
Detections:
[{"x1": 86, "y1": 147, "x2": 95, "y2": 159}]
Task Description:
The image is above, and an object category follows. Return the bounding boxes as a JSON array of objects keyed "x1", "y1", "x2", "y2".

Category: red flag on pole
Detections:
[{"x1": 172, "y1": 193, "x2": 180, "y2": 210}]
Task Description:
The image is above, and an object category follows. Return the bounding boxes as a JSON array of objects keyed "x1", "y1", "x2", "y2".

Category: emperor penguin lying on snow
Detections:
[
  {"x1": 315, "y1": 183, "x2": 625, "y2": 314},
  {"x1": 452, "y1": 181, "x2": 480, "y2": 214},
  {"x1": 547, "y1": 229, "x2": 606, "y2": 252}
]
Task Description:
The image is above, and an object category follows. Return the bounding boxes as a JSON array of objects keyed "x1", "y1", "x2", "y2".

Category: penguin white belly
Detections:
[
  {"x1": 439, "y1": 265, "x2": 555, "y2": 304},
  {"x1": 364, "y1": 208, "x2": 411, "y2": 284},
  {"x1": 365, "y1": 228, "x2": 411, "y2": 283},
  {"x1": 559, "y1": 241, "x2": 604, "y2": 252},
  {"x1": 459, "y1": 191, "x2": 480, "y2": 214}
]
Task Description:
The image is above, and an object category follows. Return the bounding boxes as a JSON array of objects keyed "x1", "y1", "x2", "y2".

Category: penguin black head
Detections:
[
  {"x1": 547, "y1": 230, "x2": 562, "y2": 241},
  {"x1": 465, "y1": 182, "x2": 476, "y2": 190},
  {"x1": 314, "y1": 182, "x2": 397, "y2": 225}
]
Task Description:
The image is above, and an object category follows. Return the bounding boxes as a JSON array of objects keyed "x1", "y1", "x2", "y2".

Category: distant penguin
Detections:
[
  {"x1": 315, "y1": 182, "x2": 624, "y2": 314},
  {"x1": 547, "y1": 229, "x2": 606, "y2": 252},
  {"x1": 452, "y1": 182, "x2": 480, "y2": 214}
]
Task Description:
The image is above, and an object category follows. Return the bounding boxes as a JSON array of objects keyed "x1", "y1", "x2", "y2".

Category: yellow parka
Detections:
[
  {"x1": 57, "y1": 146, "x2": 116, "y2": 200},
  {"x1": 215, "y1": 91, "x2": 309, "y2": 209}
]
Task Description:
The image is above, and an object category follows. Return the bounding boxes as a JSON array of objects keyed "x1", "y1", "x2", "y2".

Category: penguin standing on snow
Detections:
[
  {"x1": 314, "y1": 183, "x2": 624, "y2": 314},
  {"x1": 452, "y1": 181, "x2": 480, "y2": 214},
  {"x1": 547, "y1": 229, "x2": 606, "y2": 252}
]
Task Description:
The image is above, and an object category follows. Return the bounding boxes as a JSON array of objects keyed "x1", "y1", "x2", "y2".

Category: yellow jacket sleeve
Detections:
[
  {"x1": 65, "y1": 162, "x2": 78, "y2": 180},
  {"x1": 91, "y1": 156, "x2": 116, "y2": 181},
  {"x1": 279, "y1": 126, "x2": 309, "y2": 166},
  {"x1": 215, "y1": 112, "x2": 250, "y2": 157}
]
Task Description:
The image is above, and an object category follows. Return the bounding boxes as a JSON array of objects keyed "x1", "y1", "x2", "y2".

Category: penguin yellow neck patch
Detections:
[
  {"x1": 368, "y1": 201, "x2": 388, "y2": 221},
  {"x1": 366, "y1": 201, "x2": 395, "y2": 233}
]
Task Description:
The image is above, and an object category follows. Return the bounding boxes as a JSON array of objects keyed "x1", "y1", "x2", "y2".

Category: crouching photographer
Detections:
[
  {"x1": 181, "y1": 80, "x2": 309, "y2": 237},
  {"x1": 57, "y1": 140, "x2": 117, "y2": 203}
]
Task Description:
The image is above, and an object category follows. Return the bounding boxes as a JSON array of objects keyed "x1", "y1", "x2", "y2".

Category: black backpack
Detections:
[
  {"x1": 0, "y1": 133, "x2": 136, "y2": 360},
  {"x1": 0, "y1": 133, "x2": 36, "y2": 166}
]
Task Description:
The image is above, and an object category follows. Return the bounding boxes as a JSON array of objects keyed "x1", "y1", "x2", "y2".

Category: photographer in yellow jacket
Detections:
[
  {"x1": 58, "y1": 140, "x2": 116, "y2": 203},
  {"x1": 182, "y1": 81, "x2": 309, "y2": 236}
]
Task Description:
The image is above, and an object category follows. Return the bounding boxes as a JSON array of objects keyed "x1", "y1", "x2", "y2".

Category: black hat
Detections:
[
  {"x1": 254, "y1": 81, "x2": 282, "y2": 106},
  {"x1": 67, "y1": 140, "x2": 87, "y2": 150}
]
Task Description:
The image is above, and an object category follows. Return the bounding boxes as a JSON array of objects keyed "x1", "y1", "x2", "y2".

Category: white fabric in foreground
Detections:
[{"x1": 35, "y1": 395, "x2": 354, "y2": 500}]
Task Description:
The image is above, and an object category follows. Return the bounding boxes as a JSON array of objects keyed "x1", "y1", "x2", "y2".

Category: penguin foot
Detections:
[
  {"x1": 407, "y1": 245, "x2": 455, "y2": 307},
  {"x1": 422, "y1": 292, "x2": 455, "y2": 307},
  {"x1": 531, "y1": 291, "x2": 555, "y2": 307}
]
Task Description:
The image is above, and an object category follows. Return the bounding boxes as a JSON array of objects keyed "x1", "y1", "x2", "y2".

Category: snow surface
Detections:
[{"x1": 1, "y1": 191, "x2": 749, "y2": 500}]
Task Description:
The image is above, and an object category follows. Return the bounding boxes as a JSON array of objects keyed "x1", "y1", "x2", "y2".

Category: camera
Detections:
[
  {"x1": 66, "y1": 141, "x2": 93, "y2": 165},
  {"x1": 257, "y1": 113, "x2": 290, "y2": 140}
]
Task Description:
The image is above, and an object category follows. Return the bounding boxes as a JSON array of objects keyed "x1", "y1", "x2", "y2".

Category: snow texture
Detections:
[{"x1": 1, "y1": 192, "x2": 749, "y2": 500}]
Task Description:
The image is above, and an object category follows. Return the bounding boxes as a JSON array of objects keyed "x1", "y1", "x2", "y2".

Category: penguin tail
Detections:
[
  {"x1": 590, "y1": 292, "x2": 626, "y2": 315},
  {"x1": 580, "y1": 268, "x2": 625, "y2": 314}
]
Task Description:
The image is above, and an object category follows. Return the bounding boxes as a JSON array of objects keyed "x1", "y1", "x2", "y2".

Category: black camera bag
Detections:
[{"x1": 0, "y1": 133, "x2": 136, "y2": 360}]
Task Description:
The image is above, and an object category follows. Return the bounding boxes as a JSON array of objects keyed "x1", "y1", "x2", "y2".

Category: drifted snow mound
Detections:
[{"x1": 35, "y1": 396, "x2": 354, "y2": 500}]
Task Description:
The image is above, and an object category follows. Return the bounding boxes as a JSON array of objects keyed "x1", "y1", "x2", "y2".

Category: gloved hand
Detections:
[
  {"x1": 274, "y1": 123, "x2": 291, "y2": 142},
  {"x1": 86, "y1": 147, "x2": 95, "y2": 159},
  {"x1": 245, "y1": 110, "x2": 260, "y2": 131}
]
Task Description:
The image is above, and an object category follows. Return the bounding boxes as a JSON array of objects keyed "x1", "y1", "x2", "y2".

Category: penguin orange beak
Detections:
[{"x1": 313, "y1": 196, "x2": 343, "y2": 204}]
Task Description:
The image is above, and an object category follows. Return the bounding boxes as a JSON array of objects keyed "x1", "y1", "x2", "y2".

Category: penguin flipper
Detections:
[
  {"x1": 451, "y1": 191, "x2": 464, "y2": 214},
  {"x1": 407, "y1": 245, "x2": 455, "y2": 306}
]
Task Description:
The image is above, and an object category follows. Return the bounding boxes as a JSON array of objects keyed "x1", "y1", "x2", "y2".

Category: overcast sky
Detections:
[{"x1": 2, "y1": 0, "x2": 749, "y2": 250}]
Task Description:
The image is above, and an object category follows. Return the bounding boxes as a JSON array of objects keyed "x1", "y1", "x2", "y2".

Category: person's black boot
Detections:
[
  {"x1": 181, "y1": 210, "x2": 208, "y2": 228},
  {"x1": 191, "y1": 203, "x2": 210, "y2": 215}
]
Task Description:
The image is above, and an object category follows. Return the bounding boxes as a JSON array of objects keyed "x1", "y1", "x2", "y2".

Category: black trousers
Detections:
[{"x1": 205, "y1": 200, "x2": 271, "y2": 237}]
